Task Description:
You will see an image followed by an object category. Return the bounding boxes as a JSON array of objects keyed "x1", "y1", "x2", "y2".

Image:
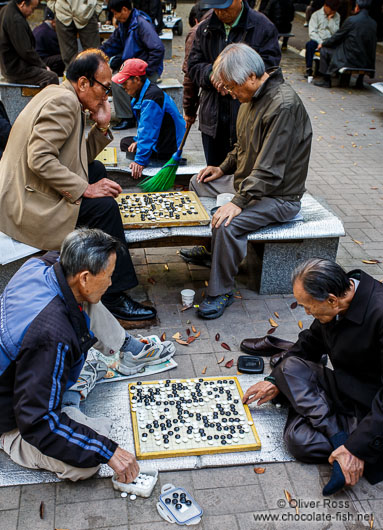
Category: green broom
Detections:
[{"x1": 138, "y1": 122, "x2": 192, "y2": 192}]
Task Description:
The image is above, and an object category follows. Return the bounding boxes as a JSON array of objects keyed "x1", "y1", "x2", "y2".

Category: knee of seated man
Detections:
[
  {"x1": 277, "y1": 355, "x2": 307, "y2": 376},
  {"x1": 284, "y1": 420, "x2": 331, "y2": 463}
]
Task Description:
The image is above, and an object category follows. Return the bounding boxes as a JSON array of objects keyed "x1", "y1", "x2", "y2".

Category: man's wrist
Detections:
[
  {"x1": 264, "y1": 375, "x2": 276, "y2": 385},
  {"x1": 96, "y1": 123, "x2": 110, "y2": 133}
]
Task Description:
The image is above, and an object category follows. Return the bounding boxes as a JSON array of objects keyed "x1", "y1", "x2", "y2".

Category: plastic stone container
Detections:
[
  {"x1": 157, "y1": 483, "x2": 203, "y2": 525},
  {"x1": 112, "y1": 468, "x2": 158, "y2": 498}
]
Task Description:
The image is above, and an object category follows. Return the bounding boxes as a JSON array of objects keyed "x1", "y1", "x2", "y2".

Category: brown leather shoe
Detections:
[{"x1": 240, "y1": 336, "x2": 295, "y2": 356}]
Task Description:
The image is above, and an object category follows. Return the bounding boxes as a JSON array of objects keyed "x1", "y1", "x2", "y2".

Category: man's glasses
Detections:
[{"x1": 91, "y1": 77, "x2": 112, "y2": 96}]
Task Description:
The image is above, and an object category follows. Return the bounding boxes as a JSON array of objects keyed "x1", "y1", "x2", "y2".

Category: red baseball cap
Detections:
[{"x1": 112, "y1": 58, "x2": 148, "y2": 84}]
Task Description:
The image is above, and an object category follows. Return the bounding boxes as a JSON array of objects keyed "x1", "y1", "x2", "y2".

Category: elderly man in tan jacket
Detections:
[
  {"x1": 48, "y1": 0, "x2": 103, "y2": 69},
  {"x1": 0, "y1": 49, "x2": 156, "y2": 322}
]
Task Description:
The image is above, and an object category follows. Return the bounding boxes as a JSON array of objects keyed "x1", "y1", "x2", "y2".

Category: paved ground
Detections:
[{"x1": 1, "y1": 6, "x2": 383, "y2": 530}]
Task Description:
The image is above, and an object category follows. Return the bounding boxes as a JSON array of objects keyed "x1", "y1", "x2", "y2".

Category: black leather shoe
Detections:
[
  {"x1": 103, "y1": 294, "x2": 156, "y2": 321},
  {"x1": 112, "y1": 118, "x2": 136, "y2": 131}
]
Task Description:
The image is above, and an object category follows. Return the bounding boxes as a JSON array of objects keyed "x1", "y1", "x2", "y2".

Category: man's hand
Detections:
[
  {"x1": 317, "y1": 43, "x2": 323, "y2": 50},
  {"x1": 196, "y1": 166, "x2": 223, "y2": 184},
  {"x1": 90, "y1": 99, "x2": 112, "y2": 129},
  {"x1": 329, "y1": 445, "x2": 364, "y2": 486},
  {"x1": 212, "y1": 202, "x2": 242, "y2": 228},
  {"x1": 242, "y1": 381, "x2": 280, "y2": 406},
  {"x1": 184, "y1": 114, "x2": 196, "y2": 125},
  {"x1": 83, "y1": 178, "x2": 122, "y2": 198},
  {"x1": 212, "y1": 78, "x2": 229, "y2": 96},
  {"x1": 130, "y1": 161, "x2": 144, "y2": 179},
  {"x1": 108, "y1": 446, "x2": 139, "y2": 484},
  {"x1": 128, "y1": 141, "x2": 137, "y2": 153}
]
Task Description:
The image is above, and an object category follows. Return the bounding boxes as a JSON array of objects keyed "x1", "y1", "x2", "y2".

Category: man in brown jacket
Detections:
[
  {"x1": 0, "y1": 0, "x2": 58, "y2": 87},
  {"x1": 181, "y1": 43, "x2": 312, "y2": 319},
  {"x1": 0, "y1": 49, "x2": 156, "y2": 321}
]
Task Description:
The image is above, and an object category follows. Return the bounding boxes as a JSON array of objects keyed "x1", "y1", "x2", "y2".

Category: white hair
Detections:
[{"x1": 212, "y1": 43, "x2": 265, "y2": 85}]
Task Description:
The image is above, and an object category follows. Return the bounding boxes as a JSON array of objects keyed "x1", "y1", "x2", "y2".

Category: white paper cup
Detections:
[
  {"x1": 216, "y1": 193, "x2": 235, "y2": 207},
  {"x1": 181, "y1": 289, "x2": 195, "y2": 306},
  {"x1": 307, "y1": 76, "x2": 313, "y2": 84}
]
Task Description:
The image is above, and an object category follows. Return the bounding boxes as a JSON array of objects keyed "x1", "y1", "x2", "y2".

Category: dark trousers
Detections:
[
  {"x1": 77, "y1": 161, "x2": 137, "y2": 294},
  {"x1": 305, "y1": 39, "x2": 319, "y2": 68},
  {"x1": 201, "y1": 122, "x2": 236, "y2": 167},
  {"x1": 55, "y1": 15, "x2": 100, "y2": 69},
  {"x1": 44, "y1": 54, "x2": 65, "y2": 77},
  {"x1": 120, "y1": 136, "x2": 172, "y2": 163},
  {"x1": 274, "y1": 357, "x2": 357, "y2": 463},
  {"x1": 319, "y1": 47, "x2": 335, "y2": 76}
]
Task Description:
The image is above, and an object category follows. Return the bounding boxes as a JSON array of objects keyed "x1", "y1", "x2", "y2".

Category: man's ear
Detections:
[
  {"x1": 327, "y1": 294, "x2": 337, "y2": 305},
  {"x1": 78, "y1": 76, "x2": 90, "y2": 93},
  {"x1": 78, "y1": 270, "x2": 90, "y2": 290}
]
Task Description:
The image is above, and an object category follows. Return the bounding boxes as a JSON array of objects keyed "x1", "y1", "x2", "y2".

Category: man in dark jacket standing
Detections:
[
  {"x1": 0, "y1": 0, "x2": 59, "y2": 87},
  {"x1": 0, "y1": 101, "x2": 11, "y2": 159},
  {"x1": 101, "y1": 0, "x2": 164, "y2": 130},
  {"x1": 187, "y1": 0, "x2": 281, "y2": 166},
  {"x1": 181, "y1": 44, "x2": 312, "y2": 319},
  {"x1": 33, "y1": 7, "x2": 65, "y2": 77},
  {"x1": 244, "y1": 259, "x2": 383, "y2": 495},
  {"x1": 315, "y1": 0, "x2": 377, "y2": 87}
]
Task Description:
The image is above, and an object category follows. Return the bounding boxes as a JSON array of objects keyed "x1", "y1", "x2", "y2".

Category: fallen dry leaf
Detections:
[
  {"x1": 290, "y1": 301, "x2": 298, "y2": 309},
  {"x1": 175, "y1": 339, "x2": 189, "y2": 346},
  {"x1": 298, "y1": 320, "x2": 303, "y2": 329},
  {"x1": 284, "y1": 489, "x2": 292, "y2": 503},
  {"x1": 352, "y1": 239, "x2": 363, "y2": 245},
  {"x1": 160, "y1": 332, "x2": 166, "y2": 341},
  {"x1": 186, "y1": 320, "x2": 191, "y2": 324},
  {"x1": 105, "y1": 370, "x2": 114, "y2": 379},
  {"x1": 202, "y1": 366, "x2": 207, "y2": 374},
  {"x1": 147, "y1": 277, "x2": 156, "y2": 285},
  {"x1": 215, "y1": 333, "x2": 220, "y2": 342},
  {"x1": 274, "y1": 311, "x2": 280, "y2": 318},
  {"x1": 204, "y1": 280, "x2": 209, "y2": 287},
  {"x1": 164, "y1": 264, "x2": 169, "y2": 271},
  {"x1": 267, "y1": 327, "x2": 276, "y2": 335},
  {"x1": 362, "y1": 259, "x2": 380, "y2": 264},
  {"x1": 254, "y1": 467, "x2": 266, "y2": 474},
  {"x1": 234, "y1": 295, "x2": 242, "y2": 299},
  {"x1": 187, "y1": 336, "x2": 196, "y2": 344},
  {"x1": 221, "y1": 342, "x2": 231, "y2": 351},
  {"x1": 192, "y1": 325, "x2": 197, "y2": 333},
  {"x1": 269, "y1": 317, "x2": 278, "y2": 328},
  {"x1": 172, "y1": 332, "x2": 181, "y2": 340},
  {"x1": 217, "y1": 356, "x2": 225, "y2": 364},
  {"x1": 225, "y1": 359, "x2": 234, "y2": 368},
  {"x1": 186, "y1": 328, "x2": 191, "y2": 336},
  {"x1": 181, "y1": 305, "x2": 193, "y2": 312},
  {"x1": 371, "y1": 187, "x2": 378, "y2": 190},
  {"x1": 40, "y1": 501, "x2": 44, "y2": 520},
  {"x1": 195, "y1": 331, "x2": 201, "y2": 338}
]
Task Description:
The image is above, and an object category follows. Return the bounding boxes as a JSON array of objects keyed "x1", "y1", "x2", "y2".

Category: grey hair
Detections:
[
  {"x1": 60, "y1": 228, "x2": 122, "y2": 277},
  {"x1": 212, "y1": 43, "x2": 265, "y2": 85},
  {"x1": 292, "y1": 258, "x2": 352, "y2": 301}
]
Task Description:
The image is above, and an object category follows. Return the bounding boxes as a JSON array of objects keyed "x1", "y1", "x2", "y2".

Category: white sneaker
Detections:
[
  {"x1": 69, "y1": 359, "x2": 108, "y2": 400},
  {"x1": 117, "y1": 335, "x2": 176, "y2": 376}
]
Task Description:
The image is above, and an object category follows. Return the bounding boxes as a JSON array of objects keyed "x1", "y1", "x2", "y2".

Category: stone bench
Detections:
[
  {"x1": 0, "y1": 82, "x2": 41, "y2": 123},
  {"x1": 124, "y1": 194, "x2": 345, "y2": 294},
  {"x1": 160, "y1": 31, "x2": 173, "y2": 60}
]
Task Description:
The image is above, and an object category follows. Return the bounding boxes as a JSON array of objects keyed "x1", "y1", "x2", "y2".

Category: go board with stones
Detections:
[
  {"x1": 95, "y1": 147, "x2": 118, "y2": 166},
  {"x1": 116, "y1": 191, "x2": 211, "y2": 229},
  {"x1": 129, "y1": 377, "x2": 261, "y2": 459}
]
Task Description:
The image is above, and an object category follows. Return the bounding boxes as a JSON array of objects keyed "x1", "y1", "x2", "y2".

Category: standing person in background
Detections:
[
  {"x1": 101, "y1": 0, "x2": 164, "y2": 131},
  {"x1": 133, "y1": 0, "x2": 164, "y2": 34},
  {"x1": 0, "y1": 0, "x2": 59, "y2": 87},
  {"x1": 0, "y1": 100, "x2": 11, "y2": 159},
  {"x1": 47, "y1": 0, "x2": 103, "y2": 70},
  {"x1": 182, "y1": 2, "x2": 211, "y2": 127},
  {"x1": 305, "y1": 0, "x2": 340, "y2": 78},
  {"x1": 187, "y1": 0, "x2": 281, "y2": 167},
  {"x1": 33, "y1": 7, "x2": 65, "y2": 77}
]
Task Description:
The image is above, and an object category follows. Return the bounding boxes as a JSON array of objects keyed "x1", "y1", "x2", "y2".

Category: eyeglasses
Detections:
[{"x1": 91, "y1": 77, "x2": 112, "y2": 96}]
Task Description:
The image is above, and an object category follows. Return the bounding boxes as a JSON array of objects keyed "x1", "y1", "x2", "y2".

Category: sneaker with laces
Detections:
[
  {"x1": 198, "y1": 293, "x2": 234, "y2": 319},
  {"x1": 179, "y1": 245, "x2": 212, "y2": 267},
  {"x1": 117, "y1": 335, "x2": 176, "y2": 376},
  {"x1": 69, "y1": 359, "x2": 108, "y2": 400}
]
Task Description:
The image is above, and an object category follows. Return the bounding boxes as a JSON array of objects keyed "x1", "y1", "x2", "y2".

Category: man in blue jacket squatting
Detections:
[
  {"x1": 113, "y1": 58, "x2": 186, "y2": 179},
  {"x1": 0, "y1": 228, "x2": 175, "y2": 481}
]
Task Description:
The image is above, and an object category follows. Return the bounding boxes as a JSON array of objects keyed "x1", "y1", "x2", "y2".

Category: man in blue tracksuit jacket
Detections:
[
  {"x1": 113, "y1": 58, "x2": 186, "y2": 179},
  {"x1": 101, "y1": 0, "x2": 165, "y2": 130}
]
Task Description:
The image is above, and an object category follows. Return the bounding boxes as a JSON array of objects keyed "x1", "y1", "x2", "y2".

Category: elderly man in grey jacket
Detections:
[{"x1": 180, "y1": 43, "x2": 312, "y2": 319}]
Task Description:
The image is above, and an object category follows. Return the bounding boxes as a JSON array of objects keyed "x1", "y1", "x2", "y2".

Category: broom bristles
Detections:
[{"x1": 138, "y1": 153, "x2": 180, "y2": 192}]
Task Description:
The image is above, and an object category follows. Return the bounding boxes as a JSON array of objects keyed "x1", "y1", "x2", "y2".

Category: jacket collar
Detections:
[
  {"x1": 53, "y1": 262, "x2": 97, "y2": 354},
  {"x1": 252, "y1": 67, "x2": 284, "y2": 101},
  {"x1": 342, "y1": 270, "x2": 376, "y2": 325},
  {"x1": 133, "y1": 78, "x2": 151, "y2": 106}
]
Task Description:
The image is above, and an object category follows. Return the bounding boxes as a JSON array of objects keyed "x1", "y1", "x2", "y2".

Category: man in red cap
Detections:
[{"x1": 112, "y1": 58, "x2": 185, "y2": 179}]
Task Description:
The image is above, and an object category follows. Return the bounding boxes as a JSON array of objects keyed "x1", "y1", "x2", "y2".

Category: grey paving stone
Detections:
[
  {"x1": 18, "y1": 502, "x2": 54, "y2": 530},
  {"x1": 56, "y1": 477, "x2": 117, "y2": 505},
  {"x1": 0, "y1": 509, "x2": 18, "y2": 530},
  {"x1": 55, "y1": 498, "x2": 128, "y2": 530},
  {"x1": 197, "y1": 484, "x2": 266, "y2": 516},
  {"x1": 285, "y1": 462, "x2": 323, "y2": 499},
  {"x1": 236, "y1": 511, "x2": 275, "y2": 530},
  {"x1": 0, "y1": 486, "x2": 20, "y2": 510},
  {"x1": 202, "y1": 514, "x2": 239, "y2": 530},
  {"x1": 192, "y1": 465, "x2": 259, "y2": 490},
  {"x1": 258, "y1": 463, "x2": 295, "y2": 511},
  {"x1": 19, "y1": 483, "x2": 55, "y2": 509}
]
